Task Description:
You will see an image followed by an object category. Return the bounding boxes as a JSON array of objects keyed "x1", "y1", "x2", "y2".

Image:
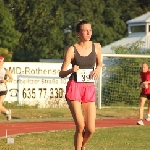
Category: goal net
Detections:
[{"x1": 97, "y1": 54, "x2": 150, "y2": 109}]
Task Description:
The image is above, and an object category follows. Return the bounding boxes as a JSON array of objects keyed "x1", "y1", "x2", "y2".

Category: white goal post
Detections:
[{"x1": 97, "y1": 54, "x2": 150, "y2": 109}]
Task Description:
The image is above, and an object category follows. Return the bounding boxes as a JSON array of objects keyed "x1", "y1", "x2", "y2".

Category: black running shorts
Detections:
[
  {"x1": 0, "y1": 91, "x2": 7, "y2": 96},
  {"x1": 140, "y1": 93, "x2": 150, "y2": 100}
]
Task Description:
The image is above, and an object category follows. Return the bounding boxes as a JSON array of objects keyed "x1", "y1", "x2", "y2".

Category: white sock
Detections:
[{"x1": 6, "y1": 110, "x2": 9, "y2": 115}]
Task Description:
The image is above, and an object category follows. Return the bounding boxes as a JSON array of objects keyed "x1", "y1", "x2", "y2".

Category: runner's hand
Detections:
[
  {"x1": 143, "y1": 81, "x2": 149, "y2": 85},
  {"x1": 71, "y1": 65, "x2": 79, "y2": 73},
  {"x1": 0, "y1": 80, "x2": 5, "y2": 83},
  {"x1": 91, "y1": 70, "x2": 100, "y2": 80}
]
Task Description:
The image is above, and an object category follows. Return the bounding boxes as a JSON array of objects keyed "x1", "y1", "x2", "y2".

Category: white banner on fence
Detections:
[{"x1": 3, "y1": 62, "x2": 71, "y2": 107}]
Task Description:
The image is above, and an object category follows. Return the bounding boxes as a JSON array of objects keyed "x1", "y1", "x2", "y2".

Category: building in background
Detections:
[{"x1": 102, "y1": 12, "x2": 150, "y2": 54}]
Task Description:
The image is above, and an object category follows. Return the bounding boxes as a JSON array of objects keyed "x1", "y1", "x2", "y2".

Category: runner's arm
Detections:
[
  {"x1": 5, "y1": 69, "x2": 13, "y2": 83},
  {"x1": 143, "y1": 72, "x2": 150, "y2": 84},
  {"x1": 59, "y1": 46, "x2": 74, "y2": 78},
  {"x1": 95, "y1": 43, "x2": 102, "y2": 72}
]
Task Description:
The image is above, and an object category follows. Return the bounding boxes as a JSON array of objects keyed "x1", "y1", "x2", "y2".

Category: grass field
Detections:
[
  {"x1": 0, "y1": 106, "x2": 142, "y2": 121},
  {"x1": 0, "y1": 126, "x2": 149, "y2": 150},
  {"x1": 1, "y1": 105, "x2": 149, "y2": 150}
]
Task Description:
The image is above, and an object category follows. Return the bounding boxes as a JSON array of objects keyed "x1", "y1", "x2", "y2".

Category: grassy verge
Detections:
[
  {"x1": 0, "y1": 126, "x2": 149, "y2": 150},
  {"x1": 0, "y1": 101, "x2": 146, "y2": 121},
  {"x1": 0, "y1": 106, "x2": 143, "y2": 121}
]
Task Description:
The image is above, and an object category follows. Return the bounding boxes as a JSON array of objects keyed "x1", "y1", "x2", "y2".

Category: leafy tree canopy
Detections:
[
  {"x1": 0, "y1": 48, "x2": 12, "y2": 62},
  {"x1": 0, "y1": 1, "x2": 19, "y2": 53},
  {"x1": 3, "y1": 0, "x2": 150, "y2": 61}
]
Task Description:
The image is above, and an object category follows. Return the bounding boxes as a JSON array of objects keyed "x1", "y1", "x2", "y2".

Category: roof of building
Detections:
[
  {"x1": 126, "y1": 12, "x2": 150, "y2": 24},
  {"x1": 102, "y1": 34, "x2": 150, "y2": 54},
  {"x1": 102, "y1": 12, "x2": 150, "y2": 54}
]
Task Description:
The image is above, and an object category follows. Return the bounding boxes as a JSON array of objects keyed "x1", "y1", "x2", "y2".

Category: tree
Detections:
[
  {"x1": 0, "y1": 1, "x2": 19, "y2": 54},
  {"x1": 136, "y1": 0, "x2": 150, "y2": 12},
  {"x1": 63, "y1": 0, "x2": 112, "y2": 46},
  {"x1": 0, "y1": 48, "x2": 12, "y2": 62},
  {"x1": 5, "y1": 0, "x2": 65, "y2": 61},
  {"x1": 4, "y1": 0, "x2": 150, "y2": 61}
]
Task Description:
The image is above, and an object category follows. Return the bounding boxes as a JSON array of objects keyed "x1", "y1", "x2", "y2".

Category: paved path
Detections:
[{"x1": 0, "y1": 118, "x2": 150, "y2": 138}]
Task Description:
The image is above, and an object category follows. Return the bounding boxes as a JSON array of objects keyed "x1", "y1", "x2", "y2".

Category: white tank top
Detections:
[{"x1": 0, "y1": 68, "x2": 7, "y2": 91}]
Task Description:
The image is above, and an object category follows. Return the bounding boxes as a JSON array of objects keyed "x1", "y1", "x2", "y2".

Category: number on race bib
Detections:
[{"x1": 77, "y1": 69, "x2": 94, "y2": 82}]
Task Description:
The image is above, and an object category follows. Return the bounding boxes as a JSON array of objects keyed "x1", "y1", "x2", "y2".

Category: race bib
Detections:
[{"x1": 77, "y1": 69, "x2": 94, "y2": 82}]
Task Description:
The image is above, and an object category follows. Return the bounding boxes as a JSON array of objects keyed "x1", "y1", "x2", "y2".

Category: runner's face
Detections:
[
  {"x1": 78, "y1": 24, "x2": 92, "y2": 41},
  {"x1": 142, "y1": 63, "x2": 148, "y2": 72}
]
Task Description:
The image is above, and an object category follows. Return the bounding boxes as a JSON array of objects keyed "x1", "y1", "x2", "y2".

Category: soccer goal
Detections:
[{"x1": 97, "y1": 54, "x2": 150, "y2": 109}]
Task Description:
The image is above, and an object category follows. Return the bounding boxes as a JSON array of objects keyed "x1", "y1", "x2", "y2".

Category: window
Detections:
[{"x1": 130, "y1": 25, "x2": 145, "y2": 33}]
